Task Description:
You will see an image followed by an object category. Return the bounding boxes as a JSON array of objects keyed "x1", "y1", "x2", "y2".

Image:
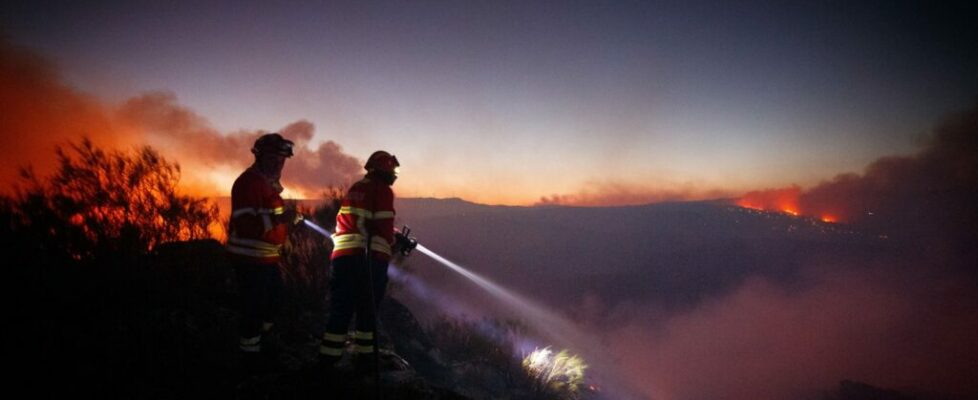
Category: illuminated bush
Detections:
[
  {"x1": 523, "y1": 347, "x2": 588, "y2": 398},
  {"x1": 6, "y1": 138, "x2": 217, "y2": 261}
]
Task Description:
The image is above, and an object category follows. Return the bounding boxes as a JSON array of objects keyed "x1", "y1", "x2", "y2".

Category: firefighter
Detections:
[
  {"x1": 319, "y1": 150, "x2": 415, "y2": 370},
  {"x1": 226, "y1": 133, "x2": 295, "y2": 365}
]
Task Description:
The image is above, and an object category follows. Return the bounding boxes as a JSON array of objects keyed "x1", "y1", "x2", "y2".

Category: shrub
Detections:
[
  {"x1": 279, "y1": 192, "x2": 342, "y2": 314},
  {"x1": 5, "y1": 138, "x2": 217, "y2": 262},
  {"x1": 427, "y1": 315, "x2": 562, "y2": 399},
  {"x1": 523, "y1": 347, "x2": 588, "y2": 399}
]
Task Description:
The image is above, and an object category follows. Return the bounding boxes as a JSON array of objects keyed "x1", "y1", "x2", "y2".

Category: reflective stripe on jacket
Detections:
[
  {"x1": 226, "y1": 167, "x2": 287, "y2": 264},
  {"x1": 331, "y1": 177, "x2": 395, "y2": 262}
]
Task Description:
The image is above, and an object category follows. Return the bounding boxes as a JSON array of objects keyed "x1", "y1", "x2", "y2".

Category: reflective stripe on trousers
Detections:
[
  {"x1": 354, "y1": 330, "x2": 375, "y2": 354},
  {"x1": 240, "y1": 335, "x2": 261, "y2": 353},
  {"x1": 320, "y1": 332, "x2": 346, "y2": 357}
]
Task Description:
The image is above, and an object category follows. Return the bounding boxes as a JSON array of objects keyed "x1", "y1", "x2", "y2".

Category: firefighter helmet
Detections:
[
  {"x1": 364, "y1": 151, "x2": 399, "y2": 174},
  {"x1": 251, "y1": 133, "x2": 294, "y2": 157}
]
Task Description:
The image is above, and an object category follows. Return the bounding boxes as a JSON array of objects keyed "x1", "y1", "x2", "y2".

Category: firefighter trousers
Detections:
[
  {"x1": 319, "y1": 255, "x2": 389, "y2": 363},
  {"x1": 234, "y1": 260, "x2": 284, "y2": 352}
]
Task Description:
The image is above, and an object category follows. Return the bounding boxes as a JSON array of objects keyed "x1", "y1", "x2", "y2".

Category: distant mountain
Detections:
[
  {"x1": 395, "y1": 197, "x2": 509, "y2": 220},
  {"x1": 389, "y1": 198, "x2": 891, "y2": 314}
]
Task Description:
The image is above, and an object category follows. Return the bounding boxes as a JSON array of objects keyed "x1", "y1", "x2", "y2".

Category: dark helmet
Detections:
[
  {"x1": 251, "y1": 133, "x2": 294, "y2": 157},
  {"x1": 364, "y1": 151, "x2": 399, "y2": 174}
]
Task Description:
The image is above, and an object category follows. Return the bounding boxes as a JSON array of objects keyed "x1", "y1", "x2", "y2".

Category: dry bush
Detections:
[{"x1": 5, "y1": 138, "x2": 217, "y2": 263}]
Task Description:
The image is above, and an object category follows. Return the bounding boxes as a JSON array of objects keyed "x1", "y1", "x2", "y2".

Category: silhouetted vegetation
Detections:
[
  {"x1": 277, "y1": 196, "x2": 341, "y2": 329},
  {"x1": 5, "y1": 138, "x2": 217, "y2": 263},
  {"x1": 5, "y1": 139, "x2": 227, "y2": 397}
]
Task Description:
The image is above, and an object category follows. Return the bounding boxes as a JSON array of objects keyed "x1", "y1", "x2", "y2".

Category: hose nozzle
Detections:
[{"x1": 395, "y1": 225, "x2": 419, "y2": 256}]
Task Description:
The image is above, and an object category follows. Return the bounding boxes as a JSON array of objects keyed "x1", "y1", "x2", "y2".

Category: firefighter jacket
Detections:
[
  {"x1": 226, "y1": 167, "x2": 288, "y2": 264},
  {"x1": 331, "y1": 176, "x2": 395, "y2": 262}
]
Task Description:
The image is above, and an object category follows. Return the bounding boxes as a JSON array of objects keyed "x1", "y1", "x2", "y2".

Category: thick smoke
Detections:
[
  {"x1": 1, "y1": 39, "x2": 362, "y2": 197},
  {"x1": 119, "y1": 93, "x2": 363, "y2": 196},
  {"x1": 0, "y1": 38, "x2": 140, "y2": 186},
  {"x1": 801, "y1": 108, "x2": 978, "y2": 251},
  {"x1": 607, "y1": 107, "x2": 978, "y2": 399},
  {"x1": 603, "y1": 264, "x2": 978, "y2": 400},
  {"x1": 278, "y1": 120, "x2": 364, "y2": 193},
  {"x1": 734, "y1": 106, "x2": 977, "y2": 255},
  {"x1": 537, "y1": 181, "x2": 734, "y2": 206}
]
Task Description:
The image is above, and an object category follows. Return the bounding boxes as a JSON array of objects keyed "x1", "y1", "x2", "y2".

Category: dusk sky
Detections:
[
  {"x1": 2, "y1": 1, "x2": 976, "y2": 205},
  {"x1": 5, "y1": 3, "x2": 978, "y2": 399}
]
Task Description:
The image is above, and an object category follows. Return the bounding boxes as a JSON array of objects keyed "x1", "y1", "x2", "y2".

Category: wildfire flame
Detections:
[
  {"x1": 735, "y1": 185, "x2": 802, "y2": 216},
  {"x1": 734, "y1": 185, "x2": 841, "y2": 224},
  {"x1": 735, "y1": 185, "x2": 843, "y2": 223}
]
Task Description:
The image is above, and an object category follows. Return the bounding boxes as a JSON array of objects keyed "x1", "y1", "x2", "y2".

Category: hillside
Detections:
[{"x1": 391, "y1": 198, "x2": 891, "y2": 313}]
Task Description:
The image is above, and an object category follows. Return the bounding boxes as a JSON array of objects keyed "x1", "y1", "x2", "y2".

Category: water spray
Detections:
[
  {"x1": 302, "y1": 219, "x2": 581, "y2": 344},
  {"x1": 302, "y1": 218, "x2": 332, "y2": 238},
  {"x1": 414, "y1": 244, "x2": 589, "y2": 348},
  {"x1": 300, "y1": 218, "x2": 631, "y2": 397},
  {"x1": 412, "y1": 244, "x2": 611, "y2": 396}
]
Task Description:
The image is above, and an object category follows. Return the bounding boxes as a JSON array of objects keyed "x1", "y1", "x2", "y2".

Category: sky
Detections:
[
  {"x1": 4, "y1": 3, "x2": 978, "y2": 399},
  {"x1": 2, "y1": 0, "x2": 976, "y2": 205}
]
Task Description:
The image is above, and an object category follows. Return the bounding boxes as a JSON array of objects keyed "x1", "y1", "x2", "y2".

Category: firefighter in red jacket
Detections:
[
  {"x1": 319, "y1": 150, "x2": 414, "y2": 368},
  {"x1": 227, "y1": 133, "x2": 295, "y2": 360}
]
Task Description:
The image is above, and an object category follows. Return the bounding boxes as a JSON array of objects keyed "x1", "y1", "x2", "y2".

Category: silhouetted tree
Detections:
[{"x1": 4, "y1": 138, "x2": 217, "y2": 262}]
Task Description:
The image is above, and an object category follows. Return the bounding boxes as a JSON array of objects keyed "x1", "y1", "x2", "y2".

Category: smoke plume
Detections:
[
  {"x1": 0, "y1": 38, "x2": 140, "y2": 186},
  {"x1": 601, "y1": 262, "x2": 978, "y2": 400},
  {"x1": 118, "y1": 93, "x2": 363, "y2": 196},
  {"x1": 611, "y1": 106, "x2": 978, "y2": 399},
  {"x1": 537, "y1": 181, "x2": 734, "y2": 207},
  {"x1": 736, "y1": 106, "x2": 978, "y2": 252},
  {"x1": 1, "y1": 38, "x2": 362, "y2": 198},
  {"x1": 801, "y1": 108, "x2": 978, "y2": 249}
]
